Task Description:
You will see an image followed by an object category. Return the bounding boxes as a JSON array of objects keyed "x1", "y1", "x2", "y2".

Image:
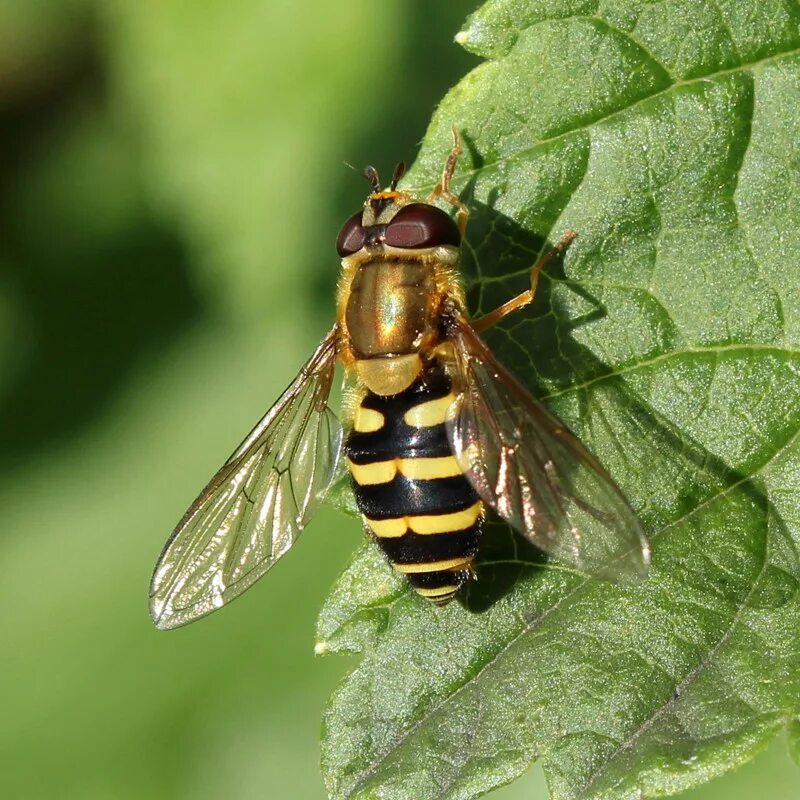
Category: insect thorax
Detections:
[
  {"x1": 346, "y1": 258, "x2": 436, "y2": 357},
  {"x1": 337, "y1": 246, "x2": 465, "y2": 396}
]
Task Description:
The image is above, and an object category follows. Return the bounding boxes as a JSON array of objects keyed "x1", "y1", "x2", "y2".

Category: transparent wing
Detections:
[
  {"x1": 445, "y1": 313, "x2": 649, "y2": 581},
  {"x1": 150, "y1": 326, "x2": 342, "y2": 629}
]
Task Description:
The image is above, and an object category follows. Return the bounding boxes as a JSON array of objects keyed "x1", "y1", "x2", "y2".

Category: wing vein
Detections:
[{"x1": 149, "y1": 326, "x2": 342, "y2": 629}]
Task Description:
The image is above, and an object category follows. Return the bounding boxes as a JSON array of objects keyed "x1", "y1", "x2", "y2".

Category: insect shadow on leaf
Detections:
[{"x1": 452, "y1": 193, "x2": 795, "y2": 613}]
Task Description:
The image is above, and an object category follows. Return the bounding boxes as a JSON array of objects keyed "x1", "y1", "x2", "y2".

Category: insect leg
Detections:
[
  {"x1": 471, "y1": 229, "x2": 576, "y2": 333},
  {"x1": 428, "y1": 128, "x2": 469, "y2": 235}
]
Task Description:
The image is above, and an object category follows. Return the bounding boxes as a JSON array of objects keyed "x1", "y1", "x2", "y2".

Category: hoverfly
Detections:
[{"x1": 149, "y1": 131, "x2": 650, "y2": 629}]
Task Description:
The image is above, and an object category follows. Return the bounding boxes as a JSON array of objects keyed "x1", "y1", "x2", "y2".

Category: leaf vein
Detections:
[{"x1": 542, "y1": 344, "x2": 800, "y2": 402}]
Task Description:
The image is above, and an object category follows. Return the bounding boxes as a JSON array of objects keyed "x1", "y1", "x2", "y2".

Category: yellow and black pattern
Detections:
[{"x1": 345, "y1": 361, "x2": 482, "y2": 605}]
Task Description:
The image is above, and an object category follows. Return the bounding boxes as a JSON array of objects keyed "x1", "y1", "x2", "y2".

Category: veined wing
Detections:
[
  {"x1": 445, "y1": 313, "x2": 649, "y2": 581},
  {"x1": 150, "y1": 326, "x2": 342, "y2": 629}
]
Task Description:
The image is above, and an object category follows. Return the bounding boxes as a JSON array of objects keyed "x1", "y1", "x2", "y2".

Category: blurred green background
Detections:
[{"x1": 0, "y1": 2, "x2": 795, "y2": 798}]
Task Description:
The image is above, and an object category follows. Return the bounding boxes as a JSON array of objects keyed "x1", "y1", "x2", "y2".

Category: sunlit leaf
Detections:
[{"x1": 319, "y1": 2, "x2": 800, "y2": 798}]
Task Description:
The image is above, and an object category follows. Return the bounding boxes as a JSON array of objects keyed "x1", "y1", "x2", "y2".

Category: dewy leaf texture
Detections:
[{"x1": 318, "y1": 2, "x2": 800, "y2": 799}]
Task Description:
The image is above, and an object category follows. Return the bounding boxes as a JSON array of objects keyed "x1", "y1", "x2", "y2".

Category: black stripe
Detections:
[
  {"x1": 362, "y1": 366, "x2": 451, "y2": 410},
  {"x1": 347, "y1": 422, "x2": 451, "y2": 462},
  {"x1": 353, "y1": 474, "x2": 478, "y2": 519},
  {"x1": 406, "y1": 569, "x2": 470, "y2": 590},
  {"x1": 345, "y1": 364, "x2": 454, "y2": 462},
  {"x1": 377, "y1": 524, "x2": 481, "y2": 565}
]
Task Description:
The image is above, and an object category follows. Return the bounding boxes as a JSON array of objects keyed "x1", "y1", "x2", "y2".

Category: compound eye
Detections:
[
  {"x1": 383, "y1": 203, "x2": 461, "y2": 249},
  {"x1": 336, "y1": 211, "x2": 366, "y2": 256}
]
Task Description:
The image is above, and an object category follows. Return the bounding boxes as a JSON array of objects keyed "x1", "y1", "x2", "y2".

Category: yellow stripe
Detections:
[
  {"x1": 393, "y1": 556, "x2": 473, "y2": 573},
  {"x1": 347, "y1": 458, "x2": 396, "y2": 485},
  {"x1": 348, "y1": 456, "x2": 462, "y2": 484},
  {"x1": 364, "y1": 515, "x2": 407, "y2": 538},
  {"x1": 415, "y1": 584, "x2": 459, "y2": 598},
  {"x1": 354, "y1": 406, "x2": 385, "y2": 433},
  {"x1": 364, "y1": 502, "x2": 482, "y2": 539},
  {"x1": 397, "y1": 456, "x2": 462, "y2": 480},
  {"x1": 403, "y1": 394, "x2": 456, "y2": 427},
  {"x1": 407, "y1": 502, "x2": 482, "y2": 535}
]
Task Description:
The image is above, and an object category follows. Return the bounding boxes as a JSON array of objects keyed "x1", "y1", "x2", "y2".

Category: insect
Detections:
[{"x1": 149, "y1": 131, "x2": 650, "y2": 629}]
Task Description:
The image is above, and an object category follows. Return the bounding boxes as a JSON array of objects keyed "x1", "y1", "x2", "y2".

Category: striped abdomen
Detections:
[{"x1": 344, "y1": 361, "x2": 482, "y2": 605}]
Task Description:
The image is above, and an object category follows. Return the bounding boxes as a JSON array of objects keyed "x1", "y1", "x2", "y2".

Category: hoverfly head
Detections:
[{"x1": 335, "y1": 160, "x2": 460, "y2": 257}]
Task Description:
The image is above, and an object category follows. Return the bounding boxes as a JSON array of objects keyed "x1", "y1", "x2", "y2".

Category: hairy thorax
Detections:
[
  {"x1": 346, "y1": 259, "x2": 436, "y2": 357},
  {"x1": 337, "y1": 247, "x2": 464, "y2": 397}
]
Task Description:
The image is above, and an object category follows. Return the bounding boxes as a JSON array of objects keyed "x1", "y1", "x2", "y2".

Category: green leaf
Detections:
[{"x1": 319, "y1": 2, "x2": 800, "y2": 799}]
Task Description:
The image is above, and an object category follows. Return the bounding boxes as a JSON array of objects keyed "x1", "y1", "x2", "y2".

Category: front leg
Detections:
[{"x1": 471, "y1": 229, "x2": 577, "y2": 334}]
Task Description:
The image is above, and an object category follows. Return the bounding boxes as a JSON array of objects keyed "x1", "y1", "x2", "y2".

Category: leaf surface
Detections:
[{"x1": 320, "y1": 2, "x2": 800, "y2": 798}]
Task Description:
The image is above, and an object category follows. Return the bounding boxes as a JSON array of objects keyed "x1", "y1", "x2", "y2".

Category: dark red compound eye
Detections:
[
  {"x1": 383, "y1": 203, "x2": 461, "y2": 249},
  {"x1": 336, "y1": 211, "x2": 366, "y2": 256}
]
